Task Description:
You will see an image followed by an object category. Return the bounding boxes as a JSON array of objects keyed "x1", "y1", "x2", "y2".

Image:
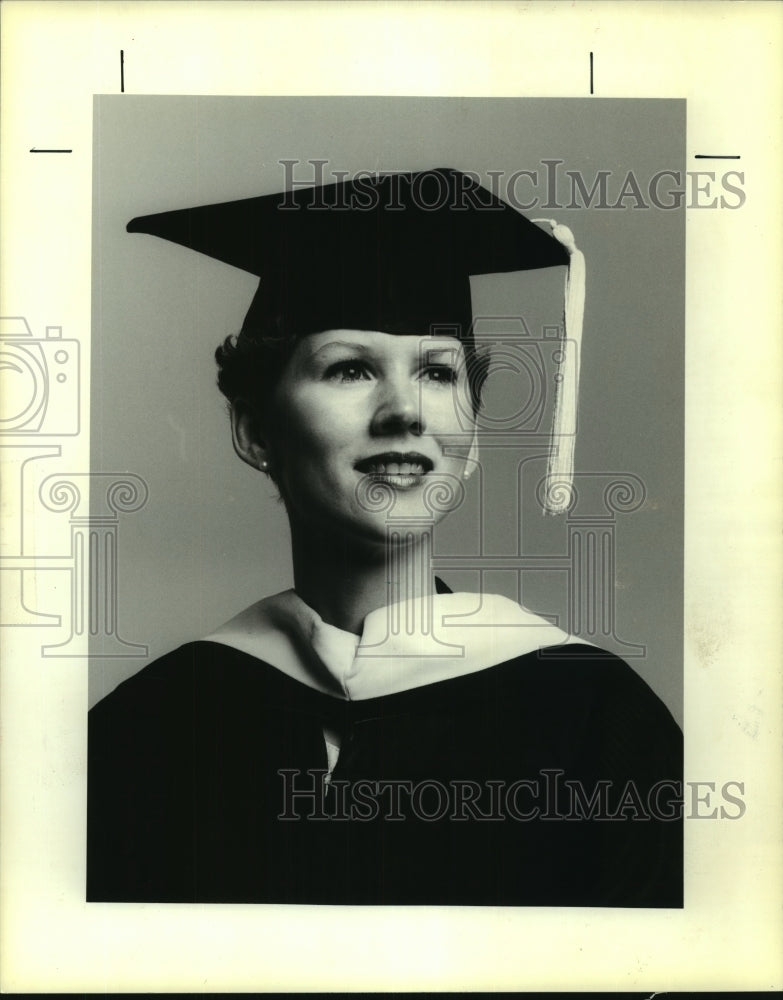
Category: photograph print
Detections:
[{"x1": 87, "y1": 96, "x2": 685, "y2": 906}]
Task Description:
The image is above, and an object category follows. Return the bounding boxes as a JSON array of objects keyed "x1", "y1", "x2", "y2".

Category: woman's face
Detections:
[{"x1": 260, "y1": 329, "x2": 476, "y2": 546}]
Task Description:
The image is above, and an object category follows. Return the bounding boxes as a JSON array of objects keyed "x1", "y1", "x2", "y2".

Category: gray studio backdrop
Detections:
[{"x1": 90, "y1": 97, "x2": 684, "y2": 724}]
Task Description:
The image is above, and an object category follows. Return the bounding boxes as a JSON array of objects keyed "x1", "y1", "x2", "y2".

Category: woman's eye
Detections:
[
  {"x1": 422, "y1": 364, "x2": 458, "y2": 385},
  {"x1": 325, "y1": 360, "x2": 372, "y2": 383}
]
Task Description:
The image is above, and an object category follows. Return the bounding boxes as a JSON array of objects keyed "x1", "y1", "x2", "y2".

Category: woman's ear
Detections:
[{"x1": 230, "y1": 400, "x2": 270, "y2": 473}]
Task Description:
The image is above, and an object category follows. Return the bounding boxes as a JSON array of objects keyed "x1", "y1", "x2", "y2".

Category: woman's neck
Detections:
[{"x1": 290, "y1": 526, "x2": 435, "y2": 635}]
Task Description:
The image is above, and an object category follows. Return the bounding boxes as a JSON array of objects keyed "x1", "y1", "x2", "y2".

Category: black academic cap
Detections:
[
  {"x1": 126, "y1": 167, "x2": 569, "y2": 345},
  {"x1": 128, "y1": 168, "x2": 586, "y2": 513}
]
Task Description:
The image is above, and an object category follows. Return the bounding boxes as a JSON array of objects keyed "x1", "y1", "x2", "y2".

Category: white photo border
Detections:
[{"x1": 1, "y1": 0, "x2": 781, "y2": 991}]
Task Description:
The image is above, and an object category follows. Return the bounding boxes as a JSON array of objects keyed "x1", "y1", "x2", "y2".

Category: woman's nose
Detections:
[{"x1": 370, "y1": 378, "x2": 425, "y2": 437}]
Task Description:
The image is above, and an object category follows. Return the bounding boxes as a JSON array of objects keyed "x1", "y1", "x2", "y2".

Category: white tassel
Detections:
[{"x1": 533, "y1": 220, "x2": 585, "y2": 515}]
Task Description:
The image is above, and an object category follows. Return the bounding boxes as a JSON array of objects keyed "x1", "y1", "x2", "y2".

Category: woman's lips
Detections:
[
  {"x1": 354, "y1": 453, "x2": 433, "y2": 488},
  {"x1": 355, "y1": 453, "x2": 433, "y2": 475},
  {"x1": 363, "y1": 461, "x2": 425, "y2": 475}
]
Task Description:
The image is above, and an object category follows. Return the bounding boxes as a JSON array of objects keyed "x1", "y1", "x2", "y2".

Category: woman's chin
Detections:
[
  {"x1": 348, "y1": 508, "x2": 436, "y2": 545},
  {"x1": 289, "y1": 509, "x2": 436, "y2": 555},
  {"x1": 285, "y1": 474, "x2": 462, "y2": 552}
]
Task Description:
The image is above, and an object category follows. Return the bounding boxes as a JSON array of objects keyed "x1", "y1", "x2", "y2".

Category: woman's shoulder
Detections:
[
  {"x1": 475, "y1": 642, "x2": 682, "y2": 756},
  {"x1": 90, "y1": 589, "x2": 313, "y2": 714},
  {"x1": 491, "y1": 640, "x2": 675, "y2": 708},
  {"x1": 88, "y1": 639, "x2": 294, "y2": 723}
]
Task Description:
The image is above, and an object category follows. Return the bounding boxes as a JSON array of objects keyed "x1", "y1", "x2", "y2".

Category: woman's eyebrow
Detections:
[
  {"x1": 421, "y1": 345, "x2": 460, "y2": 360},
  {"x1": 309, "y1": 340, "x2": 372, "y2": 360},
  {"x1": 423, "y1": 345, "x2": 458, "y2": 355}
]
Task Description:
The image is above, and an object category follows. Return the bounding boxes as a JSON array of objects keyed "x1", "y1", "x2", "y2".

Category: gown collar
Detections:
[{"x1": 204, "y1": 590, "x2": 583, "y2": 702}]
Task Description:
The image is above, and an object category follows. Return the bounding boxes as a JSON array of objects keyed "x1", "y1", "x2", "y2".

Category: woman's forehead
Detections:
[{"x1": 299, "y1": 329, "x2": 464, "y2": 357}]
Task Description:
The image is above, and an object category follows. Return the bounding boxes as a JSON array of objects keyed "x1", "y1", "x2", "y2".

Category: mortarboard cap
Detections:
[
  {"x1": 127, "y1": 168, "x2": 584, "y2": 512},
  {"x1": 127, "y1": 168, "x2": 569, "y2": 343}
]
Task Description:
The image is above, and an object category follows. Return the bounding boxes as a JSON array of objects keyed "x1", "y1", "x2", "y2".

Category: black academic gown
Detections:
[{"x1": 87, "y1": 639, "x2": 682, "y2": 907}]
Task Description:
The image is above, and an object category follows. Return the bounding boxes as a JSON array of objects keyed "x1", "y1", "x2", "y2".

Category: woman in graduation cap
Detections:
[{"x1": 88, "y1": 169, "x2": 682, "y2": 907}]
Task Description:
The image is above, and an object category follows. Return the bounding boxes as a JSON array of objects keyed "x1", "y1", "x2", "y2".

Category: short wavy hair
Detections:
[{"x1": 215, "y1": 330, "x2": 490, "y2": 416}]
